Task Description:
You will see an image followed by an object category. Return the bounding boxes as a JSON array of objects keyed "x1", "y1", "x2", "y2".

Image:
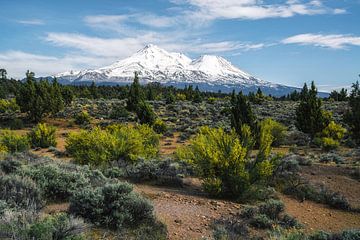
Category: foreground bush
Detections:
[
  {"x1": 213, "y1": 199, "x2": 300, "y2": 239},
  {"x1": 19, "y1": 164, "x2": 89, "y2": 201},
  {"x1": 28, "y1": 123, "x2": 57, "y2": 148},
  {"x1": 66, "y1": 124, "x2": 159, "y2": 166},
  {"x1": 0, "y1": 211, "x2": 86, "y2": 240},
  {"x1": 0, "y1": 174, "x2": 43, "y2": 210},
  {"x1": 0, "y1": 130, "x2": 29, "y2": 153},
  {"x1": 69, "y1": 182, "x2": 154, "y2": 230},
  {"x1": 176, "y1": 126, "x2": 276, "y2": 198}
]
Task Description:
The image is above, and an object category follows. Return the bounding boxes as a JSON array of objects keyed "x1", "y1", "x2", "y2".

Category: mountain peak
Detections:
[
  {"x1": 54, "y1": 44, "x2": 281, "y2": 91},
  {"x1": 137, "y1": 44, "x2": 166, "y2": 54}
]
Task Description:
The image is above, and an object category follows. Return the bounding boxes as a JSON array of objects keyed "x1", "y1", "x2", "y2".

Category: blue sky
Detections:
[{"x1": 0, "y1": 0, "x2": 359, "y2": 91}]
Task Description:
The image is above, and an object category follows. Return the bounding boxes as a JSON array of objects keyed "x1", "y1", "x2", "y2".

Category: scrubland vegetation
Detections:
[{"x1": 0, "y1": 70, "x2": 360, "y2": 239}]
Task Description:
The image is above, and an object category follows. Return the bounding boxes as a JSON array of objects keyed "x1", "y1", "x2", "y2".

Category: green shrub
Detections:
[
  {"x1": 260, "y1": 118, "x2": 287, "y2": 147},
  {"x1": 69, "y1": 182, "x2": 154, "y2": 230},
  {"x1": 0, "y1": 174, "x2": 43, "y2": 209},
  {"x1": 9, "y1": 118, "x2": 24, "y2": 130},
  {"x1": 250, "y1": 214, "x2": 273, "y2": 229},
  {"x1": 28, "y1": 213, "x2": 86, "y2": 240},
  {"x1": 152, "y1": 119, "x2": 167, "y2": 134},
  {"x1": 0, "y1": 211, "x2": 85, "y2": 240},
  {"x1": 66, "y1": 124, "x2": 159, "y2": 166},
  {"x1": 295, "y1": 82, "x2": 330, "y2": 138},
  {"x1": 0, "y1": 130, "x2": 29, "y2": 153},
  {"x1": 28, "y1": 123, "x2": 57, "y2": 148},
  {"x1": 280, "y1": 214, "x2": 301, "y2": 229},
  {"x1": 0, "y1": 99, "x2": 19, "y2": 113},
  {"x1": 123, "y1": 158, "x2": 192, "y2": 186},
  {"x1": 240, "y1": 206, "x2": 257, "y2": 219},
  {"x1": 202, "y1": 177, "x2": 222, "y2": 197},
  {"x1": 109, "y1": 105, "x2": 129, "y2": 119},
  {"x1": 74, "y1": 111, "x2": 91, "y2": 125},
  {"x1": 20, "y1": 164, "x2": 88, "y2": 201},
  {"x1": 0, "y1": 144, "x2": 7, "y2": 155},
  {"x1": 176, "y1": 126, "x2": 276, "y2": 198},
  {"x1": 136, "y1": 101, "x2": 157, "y2": 125},
  {"x1": 344, "y1": 81, "x2": 360, "y2": 144},
  {"x1": 317, "y1": 121, "x2": 347, "y2": 151},
  {"x1": 0, "y1": 158, "x2": 22, "y2": 174},
  {"x1": 259, "y1": 199, "x2": 285, "y2": 220}
]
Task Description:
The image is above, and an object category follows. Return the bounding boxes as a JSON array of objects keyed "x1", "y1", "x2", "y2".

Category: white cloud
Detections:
[
  {"x1": 282, "y1": 33, "x2": 360, "y2": 49},
  {"x1": 191, "y1": 41, "x2": 265, "y2": 53},
  {"x1": 174, "y1": 0, "x2": 345, "y2": 21},
  {"x1": 0, "y1": 51, "x2": 116, "y2": 79},
  {"x1": 45, "y1": 32, "x2": 151, "y2": 58},
  {"x1": 16, "y1": 19, "x2": 45, "y2": 25}
]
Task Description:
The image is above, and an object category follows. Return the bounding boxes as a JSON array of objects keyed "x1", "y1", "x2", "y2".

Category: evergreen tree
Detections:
[
  {"x1": 230, "y1": 91, "x2": 256, "y2": 136},
  {"x1": 136, "y1": 101, "x2": 156, "y2": 125},
  {"x1": 16, "y1": 71, "x2": 64, "y2": 122},
  {"x1": 126, "y1": 72, "x2": 144, "y2": 111},
  {"x1": 0, "y1": 69, "x2": 7, "y2": 80},
  {"x1": 50, "y1": 78, "x2": 64, "y2": 114},
  {"x1": 61, "y1": 86, "x2": 74, "y2": 106},
  {"x1": 165, "y1": 92, "x2": 176, "y2": 104},
  {"x1": 230, "y1": 89, "x2": 236, "y2": 105},
  {"x1": 329, "y1": 88, "x2": 348, "y2": 101},
  {"x1": 193, "y1": 86, "x2": 202, "y2": 103},
  {"x1": 295, "y1": 81, "x2": 329, "y2": 138},
  {"x1": 344, "y1": 80, "x2": 360, "y2": 143},
  {"x1": 89, "y1": 81, "x2": 99, "y2": 99}
]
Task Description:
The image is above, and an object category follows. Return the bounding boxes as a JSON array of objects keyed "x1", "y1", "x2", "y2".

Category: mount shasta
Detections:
[{"x1": 54, "y1": 44, "x2": 300, "y2": 96}]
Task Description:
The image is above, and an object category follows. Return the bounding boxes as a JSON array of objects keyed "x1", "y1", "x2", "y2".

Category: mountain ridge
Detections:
[{"x1": 54, "y1": 44, "x2": 310, "y2": 96}]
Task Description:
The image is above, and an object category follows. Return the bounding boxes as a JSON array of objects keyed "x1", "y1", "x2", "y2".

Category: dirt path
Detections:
[
  {"x1": 301, "y1": 164, "x2": 360, "y2": 209},
  {"x1": 281, "y1": 194, "x2": 360, "y2": 234},
  {"x1": 135, "y1": 183, "x2": 241, "y2": 240}
]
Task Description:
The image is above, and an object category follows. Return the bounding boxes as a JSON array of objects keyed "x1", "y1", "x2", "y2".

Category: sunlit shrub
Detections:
[
  {"x1": 176, "y1": 126, "x2": 276, "y2": 198},
  {"x1": 0, "y1": 99, "x2": 19, "y2": 113},
  {"x1": 152, "y1": 119, "x2": 167, "y2": 134},
  {"x1": 66, "y1": 124, "x2": 159, "y2": 166},
  {"x1": 260, "y1": 118, "x2": 287, "y2": 147},
  {"x1": 317, "y1": 121, "x2": 347, "y2": 151},
  {"x1": 28, "y1": 123, "x2": 57, "y2": 148},
  {"x1": 74, "y1": 111, "x2": 91, "y2": 125},
  {"x1": 0, "y1": 130, "x2": 29, "y2": 153}
]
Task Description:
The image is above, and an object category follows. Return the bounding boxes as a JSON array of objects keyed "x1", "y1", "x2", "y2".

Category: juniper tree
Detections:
[
  {"x1": 295, "y1": 81, "x2": 329, "y2": 138},
  {"x1": 0, "y1": 69, "x2": 7, "y2": 80},
  {"x1": 344, "y1": 80, "x2": 360, "y2": 143},
  {"x1": 16, "y1": 71, "x2": 64, "y2": 122},
  {"x1": 230, "y1": 91, "x2": 256, "y2": 136},
  {"x1": 126, "y1": 72, "x2": 144, "y2": 111}
]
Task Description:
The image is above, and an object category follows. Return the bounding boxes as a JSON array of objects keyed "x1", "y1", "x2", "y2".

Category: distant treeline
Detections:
[{"x1": 0, "y1": 69, "x2": 349, "y2": 102}]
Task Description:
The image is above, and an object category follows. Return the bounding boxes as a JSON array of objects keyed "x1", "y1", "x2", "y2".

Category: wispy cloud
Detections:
[
  {"x1": 282, "y1": 33, "x2": 360, "y2": 49},
  {"x1": 16, "y1": 19, "x2": 45, "y2": 25},
  {"x1": 84, "y1": 13, "x2": 179, "y2": 31},
  {"x1": 0, "y1": 50, "x2": 115, "y2": 79},
  {"x1": 172, "y1": 0, "x2": 345, "y2": 21}
]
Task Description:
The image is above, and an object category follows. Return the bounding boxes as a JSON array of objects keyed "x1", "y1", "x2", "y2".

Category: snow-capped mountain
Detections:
[{"x1": 54, "y1": 44, "x2": 300, "y2": 96}]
